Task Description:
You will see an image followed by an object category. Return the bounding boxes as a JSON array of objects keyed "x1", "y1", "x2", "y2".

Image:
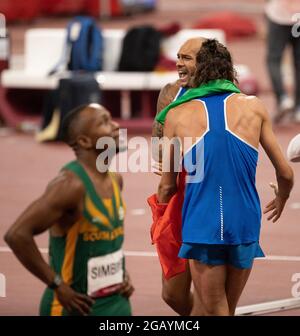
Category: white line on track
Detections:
[
  {"x1": 130, "y1": 208, "x2": 146, "y2": 216},
  {"x1": 1, "y1": 246, "x2": 300, "y2": 261}
]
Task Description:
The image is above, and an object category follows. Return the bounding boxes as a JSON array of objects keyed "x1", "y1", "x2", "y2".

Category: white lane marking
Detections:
[
  {"x1": 0, "y1": 246, "x2": 157, "y2": 257},
  {"x1": 130, "y1": 209, "x2": 146, "y2": 216},
  {"x1": 124, "y1": 251, "x2": 157, "y2": 257},
  {"x1": 236, "y1": 297, "x2": 300, "y2": 316},
  {"x1": 289, "y1": 202, "x2": 300, "y2": 210},
  {"x1": 263, "y1": 256, "x2": 300, "y2": 262},
  {"x1": 1, "y1": 246, "x2": 300, "y2": 261}
]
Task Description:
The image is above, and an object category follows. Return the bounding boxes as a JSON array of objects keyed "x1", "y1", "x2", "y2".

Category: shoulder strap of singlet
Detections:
[
  {"x1": 109, "y1": 172, "x2": 123, "y2": 225},
  {"x1": 195, "y1": 93, "x2": 234, "y2": 132},
  {"x1": 109, "y1": 172, "x2": 123, "y2": 208}
]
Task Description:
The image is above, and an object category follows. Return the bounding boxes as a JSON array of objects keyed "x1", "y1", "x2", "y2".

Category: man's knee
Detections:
[
  {"x1": 162, "y1": 285, "x2": 187, "y2": 306},
  {"x1": 200, "y1": 296, "x2": 229, "y2": 316},
  {"x1": 161, "y1": 284, "x2": 192, "y2": 315},
  {"x1": 161, "y1": 267, "x2": 193, "y2": 315}
]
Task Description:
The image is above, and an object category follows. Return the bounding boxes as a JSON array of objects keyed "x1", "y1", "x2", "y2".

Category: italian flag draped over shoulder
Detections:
[{"x1": 155, "y1": 79, "x2": 241, "y2": 125}]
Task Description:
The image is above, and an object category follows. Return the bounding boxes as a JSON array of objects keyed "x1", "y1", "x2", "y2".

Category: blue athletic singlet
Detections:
[{"x1": 182, "y1": 93, "x2": 262, "y2": 245}]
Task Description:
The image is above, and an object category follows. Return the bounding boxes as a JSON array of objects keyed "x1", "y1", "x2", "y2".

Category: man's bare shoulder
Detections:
[
  {"x1": 45, "y1": 169, "x2": 85, "y2": 205},
  {"x1": 168, "y1": 99, "x2": 203, "y2": 115},
  {"x1": 232, "y1": 93, "x2": 268, "y2": 118},
  {"x1": 156, "y1": 80, "x2": 181, "y2": 115},
  {"x1": 166, "y1": 101, "x2": 193, "y2": 123},
  {"x1": 160, "y1": 80, "x2": 181, "y2": 97},
  {"x1": 48, "y1": 169, "x2": 83, "y2": 190}
]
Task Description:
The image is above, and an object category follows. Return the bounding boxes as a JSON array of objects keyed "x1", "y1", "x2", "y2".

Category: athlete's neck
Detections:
[{"x1": 77, "y1": 151, "x2": 109, "y2": 179}]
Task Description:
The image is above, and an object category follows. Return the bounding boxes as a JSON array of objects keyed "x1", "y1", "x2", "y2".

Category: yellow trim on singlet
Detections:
[
  {"x1": 79, "y1": 217, "x2": 97, "y2": 233},
  {"x1": 50, "y1": 219, "x2": 81, "y2": 316},
  {"x1": 50, "y1": 294, "x2": 64, "y2": 316},
  {"x1": 111, "y1": 177, "x2": 121, "y2": 210},
  {"x1": 103, "y1": 198, "x2": 113, "y2": 218},
  {"x1": 49, "y1": 172, "x2": 124, "y2": 316},
  {"x1": 61, "y1": 219, "x2": 81, "y2": 284},
  {"x1": 85, "y1": 195, "x2": 113, "y2": 229}
]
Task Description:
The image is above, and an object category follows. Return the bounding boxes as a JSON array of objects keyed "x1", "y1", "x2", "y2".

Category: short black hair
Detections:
[{"x1": 60, "y1": 104, "x2": 89, "y2": 145}]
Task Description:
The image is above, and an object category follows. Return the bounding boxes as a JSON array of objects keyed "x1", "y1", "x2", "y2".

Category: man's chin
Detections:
[{"x1": 179, "y1": 78, "x2": 189, "y2": 88}]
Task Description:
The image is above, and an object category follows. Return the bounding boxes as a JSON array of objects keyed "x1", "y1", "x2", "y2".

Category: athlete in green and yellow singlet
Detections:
[{"x1": 5, "y1": 104, "x2": 134, "y2": 316}]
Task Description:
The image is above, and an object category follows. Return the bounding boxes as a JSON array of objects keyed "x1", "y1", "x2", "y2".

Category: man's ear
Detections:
[{"x1": 77, "y1": 135, "x2": 93, "y2": 149}]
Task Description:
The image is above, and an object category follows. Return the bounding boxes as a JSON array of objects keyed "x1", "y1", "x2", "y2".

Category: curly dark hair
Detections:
[{"x1": 192, "y1": 39, "x2": 237, "y2": 87}]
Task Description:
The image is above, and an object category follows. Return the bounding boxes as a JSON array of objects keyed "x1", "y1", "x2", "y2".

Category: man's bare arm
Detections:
[
  {"x1": 152, "y1": 82, "x2": 180, "y2": 163},
  {"x1": 157, "y1": 110, "x2": 180, "y2": 203},
  {"x1": 259, "y1": 100, "x2": 294, "y2": 197},
  {"x1": 257, "y1": 98, "x2": 294, "y2": 221},
  {"x1": 5, "y1": 171, "x2": 95, "y2": 315},
  {"x1": 4, "y1": 171, "x2": 84, "y2": 286}
]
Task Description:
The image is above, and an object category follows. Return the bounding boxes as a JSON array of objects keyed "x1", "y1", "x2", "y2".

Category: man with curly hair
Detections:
[{"x1": 156, "y1": 39, "x2": 294, "y2": 315}]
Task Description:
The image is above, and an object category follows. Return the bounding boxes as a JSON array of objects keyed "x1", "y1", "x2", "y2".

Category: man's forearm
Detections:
[
  {"x1": 276, "y1": 168, "x2": 294, "y2": 199},
  {"x1": 157, "y1": 183, "x2": 178, "y2": 203},
  {"x1": 5, "y1": 231, "x2": 56, "y2": 286}
]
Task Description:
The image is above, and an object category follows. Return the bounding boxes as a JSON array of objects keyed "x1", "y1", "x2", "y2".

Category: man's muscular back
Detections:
[{"x1": 167, "y1": 93, "x2": 265, "y2": 152}]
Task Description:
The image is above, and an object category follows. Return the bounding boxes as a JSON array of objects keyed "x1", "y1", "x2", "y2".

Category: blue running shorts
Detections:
[{"x1": 179, "y1": 242, "x2": 265, "y2": 269}]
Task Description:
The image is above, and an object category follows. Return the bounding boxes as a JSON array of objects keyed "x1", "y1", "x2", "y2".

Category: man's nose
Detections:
[
  {"x1": 176, "y1": 57, "x2": 183, "y2": 68},
  {"x1": 112, "y1": 120, "x2": 120, "y2": 131}
]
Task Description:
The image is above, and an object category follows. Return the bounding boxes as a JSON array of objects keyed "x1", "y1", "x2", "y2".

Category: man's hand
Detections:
[
  {"x1": 56, "y1": 282, "x2": 95, "y2": 316},
  {"x1": 119, "y1": 271, "x2": 134, "y2": 299},
  {"x1": 263, "y1": 182, "x2": 287, "y2": 223}
]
